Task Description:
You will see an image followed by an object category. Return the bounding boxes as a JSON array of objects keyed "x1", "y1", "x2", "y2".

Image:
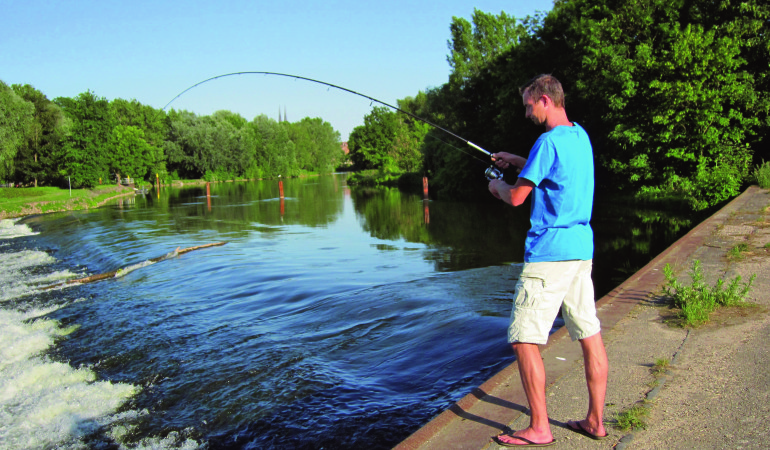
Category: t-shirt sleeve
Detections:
[{"x1": 519, "y1": 136, "x2": 556, "y2": 186}]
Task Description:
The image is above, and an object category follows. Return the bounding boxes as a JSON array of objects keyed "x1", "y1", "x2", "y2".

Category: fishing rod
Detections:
[{"x1": 163, "y1": 71, "x2": 504, "y2": 180}]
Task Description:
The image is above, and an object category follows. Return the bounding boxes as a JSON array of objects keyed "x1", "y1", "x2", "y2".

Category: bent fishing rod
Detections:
[{"x1": 163, "y1": 71, "x2": 504, "y2": 180}]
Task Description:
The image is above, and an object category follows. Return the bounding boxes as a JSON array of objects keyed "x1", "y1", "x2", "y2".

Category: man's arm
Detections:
[{"x1": 489, "y1": 177, "x2": 535, "y2": 207}]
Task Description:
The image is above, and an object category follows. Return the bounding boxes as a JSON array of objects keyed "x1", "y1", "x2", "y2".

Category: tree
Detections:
[
  {"x1": 288, "y1": 117, "x2": 342, "y2": 173},
  {"x1": 109, "y1": 125, "x2": 155, "y2": 181},
  {"x1": 111, "y1": 98, "x2": 168, "y2": 180},
  {"x1": 348, "y1": 106, "x2": 428, "y2": 173},
  {"x1": 12, "y1": 84, "x2": 68, "y2": 187},
  {"x1": 249, "y1": 115, "x2": 298, "y2": 178},
  {"x1": 55, "y1": 91, "x2": 115, "y2": 188},
  {"x1": 424, "y1": 0, "x2": 770, "y2": 208},
  {"x1": 0, "y1": 80, "x2": 34, "y2": 182},
  {"x1": 554, "y1": 0, "x2": 770, "y2": 208},
  {"x1": 348, "y1": 107, "x2": 400, "y2": 171},
  {"x1": 448, "y1": 9, "x2": 529, "y2": 87}
]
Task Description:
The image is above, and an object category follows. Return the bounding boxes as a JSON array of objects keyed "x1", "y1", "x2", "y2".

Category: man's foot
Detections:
[
  {"x1": 567, "y1": 420, "x2": 608, "y2": 440},
  {"x1": 493, "y1": 430, "x2": 555, "y2": 447}
]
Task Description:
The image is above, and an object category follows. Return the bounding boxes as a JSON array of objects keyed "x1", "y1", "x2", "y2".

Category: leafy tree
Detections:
[
  {"x1": 11, "y1": 84, "x2": 68, "y2": 187},
  {"x1": 165, "y1": 111, "x2": 227, "y2": 179},
  {"x1": 55, "y1": 91, "x2": 116, "y2": 188},
  {"x1": 425, "y1": 0, "x2": 770, "y2": 208},
  {"x1": 448, "y1": 9, "x2": 529, "y2": 87},
  {"x1": 111, "y1": 98, "x2": 168, "y2": 180},
  {"x1": 288, "y1": 117, "x2": 342, "y2": 173},
  {"x1": 0, "y1": 80, "x2": 34, "y2": 182},
  {"x1": 348, "y1": 106, "x2": 428, "y2": 173},
  {"x1": 552, "y1": 0, "x2": 770, "y2": 208},
  {"x1": 349, "y1": 107, "x2": 398, "y2": 171},
  {"x1": 109, "y1": 125, "x2": 155, "y2": 181},
  {"x1": 249, "y1": 115, "x2": 298, "y2": 178}
]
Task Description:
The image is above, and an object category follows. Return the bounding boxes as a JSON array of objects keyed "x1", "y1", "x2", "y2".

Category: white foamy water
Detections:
[
  {"x1": 0, "y1": 307, "x2": 138, "y2": 449},
  {"x1": 0, "y1": 249, "x2": 81, "y2": 303},
  {"x1": 0, "y1": 238, "x2": 199, "y2": 449},
  {"x1": 0, "y1": 218, "x2": 39, "y2": 239}
]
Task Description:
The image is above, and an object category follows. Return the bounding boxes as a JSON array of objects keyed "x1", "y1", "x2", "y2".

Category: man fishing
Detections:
[{"x1": 487, "y1": 74, "x2": 609, "y2": 447}]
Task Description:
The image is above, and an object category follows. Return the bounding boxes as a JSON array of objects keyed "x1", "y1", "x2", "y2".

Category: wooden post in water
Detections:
[
  {"x1": 423, "y1": 176, "x2": 429, "y2": 199},
  {"x1": 206, "y1": 182, "x2": 211, "y2": 211}
]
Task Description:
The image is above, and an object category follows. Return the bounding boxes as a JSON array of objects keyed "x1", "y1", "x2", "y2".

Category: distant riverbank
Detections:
[{"x1": 0, "y1": 185, "x2": 136, "y2": 219}]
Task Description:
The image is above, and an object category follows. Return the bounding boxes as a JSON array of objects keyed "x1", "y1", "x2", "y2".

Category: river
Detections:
[{"x1": 0, "y1": 174, "x2": 696, "y2": 449}]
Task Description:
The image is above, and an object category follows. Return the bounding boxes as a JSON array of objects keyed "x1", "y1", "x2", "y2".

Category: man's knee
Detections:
[{"x1": 511, "y1": 341, "x2": 540, "y2": 358}]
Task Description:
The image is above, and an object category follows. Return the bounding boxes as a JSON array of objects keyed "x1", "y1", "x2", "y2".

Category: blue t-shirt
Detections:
[{"x1": 518, "y1": 123, "x2": 594, "y2": 262}]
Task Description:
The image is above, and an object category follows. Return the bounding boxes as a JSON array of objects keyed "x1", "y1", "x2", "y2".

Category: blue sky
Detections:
[{"x1": 2, "y1": 0, "x2": 553, "y2": 140}]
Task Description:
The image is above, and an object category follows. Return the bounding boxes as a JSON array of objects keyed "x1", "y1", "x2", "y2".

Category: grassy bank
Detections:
[{"x1": 0, "y1": 185, "x2": 135, "y2": 219}]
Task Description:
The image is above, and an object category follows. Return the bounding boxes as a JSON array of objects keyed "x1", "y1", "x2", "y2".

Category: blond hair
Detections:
[{"x1": 519, "y1": 74, "x2": 565, "y2": 108}]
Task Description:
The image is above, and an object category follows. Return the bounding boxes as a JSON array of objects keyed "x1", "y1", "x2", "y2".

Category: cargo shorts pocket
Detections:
[
  {"x1": 513, "y1": 276, "x2": 546, "y2": 310},
  {"x1": 509, "y1": 276, "x2": 553, "y2": 344}
]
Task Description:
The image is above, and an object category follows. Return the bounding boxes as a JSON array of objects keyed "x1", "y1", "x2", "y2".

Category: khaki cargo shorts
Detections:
[{"x1": 508, "y1": 260, "x2": 601, "y2": 345}]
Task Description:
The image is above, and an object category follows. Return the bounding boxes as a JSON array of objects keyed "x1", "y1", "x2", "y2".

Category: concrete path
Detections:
[{"x1": 396, "y1": 186, "x2": 770, "y2": 449}]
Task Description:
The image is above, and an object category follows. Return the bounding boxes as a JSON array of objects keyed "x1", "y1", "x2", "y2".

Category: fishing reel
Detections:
[{"x1": 485, "y1": 165, "x2": 504, "y2": 181}]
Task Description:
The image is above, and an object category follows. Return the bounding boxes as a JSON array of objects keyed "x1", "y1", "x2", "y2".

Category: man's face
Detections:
[{"x1": 523, "y1": 91, "x2": 546, "y2": 126}]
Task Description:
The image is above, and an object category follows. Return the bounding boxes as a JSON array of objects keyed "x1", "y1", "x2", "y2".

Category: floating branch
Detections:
[{"x1": 41, "y1": 242, "x2": 227, "y2": 290}]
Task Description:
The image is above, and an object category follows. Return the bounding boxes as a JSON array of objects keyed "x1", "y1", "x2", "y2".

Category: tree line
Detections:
[
  {"x1": 347, "y1": 0, "x2": 770, "y2": 210},
  {"x1": 0, "y1": 83, "x2": 344, "y2": 188}
]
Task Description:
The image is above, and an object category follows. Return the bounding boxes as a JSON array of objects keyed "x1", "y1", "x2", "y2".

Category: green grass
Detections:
[
  {"x1": 663, "y1": 260, "x2": 756, "y2": 327},
  {"x1": 753, "y1": 160, "x2": 770, "y2": 189},
  {"x1": 727, "y1": 242, "x2": 750, "y2": 261},
  {"x1": 651, "y1": 358, "x2": 669, "y2": 377},
  {"x1": 616, "y1": 404, "x2": 650, "y2": 431},
  {"x1": 0, "y1": 185, "x2": 133, "y2": 218}
]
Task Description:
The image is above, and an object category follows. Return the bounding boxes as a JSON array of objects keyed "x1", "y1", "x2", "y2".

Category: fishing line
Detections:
[{"x1": 162, "y1": 71, "x2": 499, "y2": 170}]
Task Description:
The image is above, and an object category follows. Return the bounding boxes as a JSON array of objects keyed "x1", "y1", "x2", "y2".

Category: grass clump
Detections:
[
  {"x1": 651, "y1": 358, "x2": 669, "y2": 377},
  {"x1": 663, "y1": 260, "x2": 756, "y2": 327},
  {"x1": 727, "y1": 242, "x2": 750, "y2": 260},
  {"x1": 616, "y1": 404, "x2": 650, "y2": 431},
  {"x1": 753, "y1": 160, "x2": 770, "y2": 189}
]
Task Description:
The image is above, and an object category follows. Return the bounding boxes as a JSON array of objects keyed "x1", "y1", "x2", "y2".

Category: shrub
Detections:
[{"x1": 663, "y1": 260, "x2": 755, "y2": 326}]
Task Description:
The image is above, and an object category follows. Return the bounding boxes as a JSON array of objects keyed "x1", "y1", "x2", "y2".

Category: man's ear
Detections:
[{"x1": 541, "y1": 95, "x2": 553, "y2": 108}]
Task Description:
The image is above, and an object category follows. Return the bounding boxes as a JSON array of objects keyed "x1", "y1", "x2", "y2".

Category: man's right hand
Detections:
[{"x1": 492, "y1": 152, "x2": 526, "y2": 172}]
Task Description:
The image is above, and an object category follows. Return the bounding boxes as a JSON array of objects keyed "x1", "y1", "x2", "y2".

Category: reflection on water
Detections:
[{"x1": 0, "y1": 174, "x2": 696, "y2": 449}]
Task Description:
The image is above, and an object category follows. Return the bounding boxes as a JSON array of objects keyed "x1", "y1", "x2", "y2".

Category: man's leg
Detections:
[
  {"x1": 569, "y1": 332, "x2": 608, "y2": 437},
  {"x1": 496, "y1": 342, "x2": 554, "y2": 445}
]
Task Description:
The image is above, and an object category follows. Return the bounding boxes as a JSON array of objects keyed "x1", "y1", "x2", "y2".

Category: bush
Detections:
[{"x1": 663, "y1": 260, "x2": 755, "y2": 326}]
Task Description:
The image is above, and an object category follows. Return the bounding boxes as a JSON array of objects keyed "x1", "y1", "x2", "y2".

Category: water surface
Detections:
[{"x1": 0, "y1": 174, "x2": 695, "y2": 449}]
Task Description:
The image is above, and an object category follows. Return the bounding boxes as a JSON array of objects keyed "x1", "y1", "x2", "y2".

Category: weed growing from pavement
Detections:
[
  {"x1": 652, "y1": 358, "x2": 669, "y2": 376},
  {"x1": 728, "y1": 242, "x2": 750, "y2": 260},
  {"x1": 616, "y1": 404, "x2": 650, "y2": 431},
  {"x1": 663, "y1": 260, "x2": 756, "y2": 327}
]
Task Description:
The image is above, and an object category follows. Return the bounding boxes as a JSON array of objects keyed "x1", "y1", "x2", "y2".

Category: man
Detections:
[{"x1": 488, "y1": 74, "x2": 609, "y2": 447}]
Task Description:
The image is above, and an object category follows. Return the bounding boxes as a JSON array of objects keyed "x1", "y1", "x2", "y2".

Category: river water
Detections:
[{"x1": 0, "y1": 174, "x2": 696, "y2": 449}]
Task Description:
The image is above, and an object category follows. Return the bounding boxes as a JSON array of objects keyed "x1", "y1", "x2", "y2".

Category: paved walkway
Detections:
[{"x1": 397, "y1": 186, "x2": 770, "y2": 449}]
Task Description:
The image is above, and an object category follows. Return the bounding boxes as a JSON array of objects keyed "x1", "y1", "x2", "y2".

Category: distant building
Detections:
[{"x1": 341, "y1": 142, "x2": 349, "y2": 155}]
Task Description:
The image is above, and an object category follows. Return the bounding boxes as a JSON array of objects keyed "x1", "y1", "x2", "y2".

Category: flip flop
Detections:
[
  {"x1": 567, "y1": 420, "x2": 609, "y2": 440},
  {"x1": 493, "y1": 432, "x2": 556, "y2": 447}
]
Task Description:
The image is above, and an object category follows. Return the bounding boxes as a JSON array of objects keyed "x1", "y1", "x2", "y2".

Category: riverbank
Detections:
[
  {"x1": 0, "y1": 185, "x2": 136, "y2": 219},
  {"x1": 398, "y1": 185, "x2": 770, "y2": 449}
]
